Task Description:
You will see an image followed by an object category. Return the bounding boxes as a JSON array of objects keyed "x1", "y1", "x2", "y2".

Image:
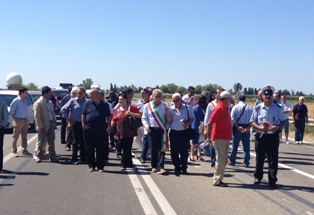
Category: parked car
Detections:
[
  {"x1": 28, "y1": 90, "x2": 41, "y2": 102},
  {"x1": 0, "y1": 90, "x2": 35, "y2": 129}
]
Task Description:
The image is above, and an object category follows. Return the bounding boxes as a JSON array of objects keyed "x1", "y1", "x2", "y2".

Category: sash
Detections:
[{"x1": 148, "y1": 101, "x2": 169, "y2": 152}]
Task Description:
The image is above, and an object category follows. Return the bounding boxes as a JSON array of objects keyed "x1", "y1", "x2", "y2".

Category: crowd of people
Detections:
[{"x1": 0, "y1": 84, "x2": 310, "y2": 190}]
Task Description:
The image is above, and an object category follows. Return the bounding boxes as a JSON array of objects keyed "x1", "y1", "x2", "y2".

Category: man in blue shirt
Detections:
[
  {"x1": 61, "y1": 87, "x2": 87, "y2": 165},
  {"x1": 10, "y1": 87, "x2": 31, "y2": 157},
  {"x1": 250, "y1": 85, "x2": 285, "y2": 189}
]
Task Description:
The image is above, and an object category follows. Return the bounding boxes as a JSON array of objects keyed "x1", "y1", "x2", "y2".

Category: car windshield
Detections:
[{"x1": 0, "y1": 95, "x2": 17, "y2": 107}]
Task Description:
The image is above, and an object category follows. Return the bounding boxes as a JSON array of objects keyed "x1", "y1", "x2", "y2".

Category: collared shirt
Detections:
[
  {"x1": 253, "y1": 98, "x2": 262, "y2": 109},
  {"x1": 250, "y1": 103, "x2": 285, "y2": 127},
  {"x1": 169, "y1": 103, "x2": 194, "y2": 130},
  {"x1": 136, "y1": 99, "x2": 149, "y2": 113},
  {"x1": 9, "y1": 96, "x2": 28, "y2": 118},
  {"x1": 0, "y1": 101, "x2": 9, "y2": 127},
  {"x1": 82, "y1": 100, "x2": 111, "y2": 131},
  {"x1": 209, "y1": 100, "x2": 232, "y2": 140},
  {"x1": 182, "y1": 94, "x2": 196, "y2": 109},
  {"x1": 231, "y1": 101, "x2": 253, "y2": 125},
  {"x1": 282, "y1": 102, "x2": 291, "y2": 120},
  {"x1": 60, "y1": 97, "x2": 87, "y2": 122},
  {"x1": 103, "y1": 99, "x2": 113, "y2": 114},
  {"x1": 204, "y1": 99, "x2": 218, "y2": 126},
  {"x1": 43, "y1": 98, "x2": 53, "y2": 121},
  {"x1": 292, "y1": 103, "x2": 308, "y2": 120},
  {"x1": 142, "y1": 101, "x2": 169, "y2": 128}
]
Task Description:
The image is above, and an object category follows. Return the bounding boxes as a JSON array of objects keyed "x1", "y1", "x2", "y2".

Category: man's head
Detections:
[
  {"x1": 187, "y1": 86, "x2": 195, "y2": 97},
  {"x1": 281, "y1": 95, "x2": 286, "y2": 103},
  {"x1": 90, "y1": 89, "x2": 101, "y2": 104},
  {"x1": 141, "y1": 89, "x2": 150, "y2": 102},
  {"x1": 261, "y1": 85, "x2": 275, "y2": 105},
  {"x1": 19, "y1": 87, "x2": 29, "y2": 99},
  {"x1": 238, "y1": 94, "x2": 246, "y2": 102},
  {"x1": 77, "y1": 88, "x2": 86, "y2": 100},
  {"x1": 172, "y1": 93, "x2": 182, "y2": 108},
  {"x1": 41, "y1": 86, "x2": 52, "y2": 100},
  {"x1": 299, "y1": 96, "x2": 305, "y2": 105},
  {"x1": 152, "y1": 89, "x2": 163, "y2": 105},
  {"x1": 126, "y1": 88, "x2": 134, "y2": 101},
  {"x1": 214, "y1": 87, "x2": 224, "y2": 100},
  {"x1": 219, "y1": 91, "x2": 234, "y2": 106}
]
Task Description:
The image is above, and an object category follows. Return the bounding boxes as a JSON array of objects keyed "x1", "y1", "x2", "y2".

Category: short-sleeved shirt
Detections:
[
  {"x1": 250, "y1": 103, "x2": 285, "y2": 127},
  {"x1": 10, "y1": 96, "x2": 28, "y2": 118},
  {"x1": 292, "y1": 103, "x2": 308, "y2": 120},
  {"x1": 282, "y1": 102, "x2": 291, "y2": 120},
  {"x1": 82, "y1": 100, "x2": 111, "y2": 132},
  {"x1": 169, "y1": 103, "x2": 194, "y2": 130},
  {"x1": 209, "y1": 101, "x2": 232, "y2": 140}
]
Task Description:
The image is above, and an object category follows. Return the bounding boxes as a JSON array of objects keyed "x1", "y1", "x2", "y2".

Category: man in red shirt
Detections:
[{"x1": 206, "y1": 91, "x2": 234, "y2": 187}]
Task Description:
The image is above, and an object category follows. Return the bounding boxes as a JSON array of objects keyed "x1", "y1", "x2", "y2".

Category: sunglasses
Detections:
[{"x1": 172, "y1": 99, "x2": 180, "y2": 103}]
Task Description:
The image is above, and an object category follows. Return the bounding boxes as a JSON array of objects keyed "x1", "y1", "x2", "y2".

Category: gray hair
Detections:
[{"x1": 172, "y1": 93, "x2": 181, "y2": 99}]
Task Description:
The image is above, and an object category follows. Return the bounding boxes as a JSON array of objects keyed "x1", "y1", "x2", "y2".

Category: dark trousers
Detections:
[
  {"x1": 169, "y1": 129, "x2": 189, "y2": 171},
  {"x1": 254, "y1": 133, "x2": 279, "y2": 185},
  {"x1": 148, "y1": 128, "x2": 165, "y2": 170},
  {"x1": 117, "y1": 137, "x2": 133, "y2": 168},
  {"x1": 72, "y1": 122, "x2": 86, "y2": 162},
  {"x1": 0, "y1": 127, "x2": 4, "y2": 171},
  {"x1": 83, "y1": 129, "x2": 107, "y2": 170},
  {"x1": 294, "y1": 118, "x2": 305, "y2": 141},
  {"x1": 60, "y1": 117, "x2": 67, "y2": 143}
]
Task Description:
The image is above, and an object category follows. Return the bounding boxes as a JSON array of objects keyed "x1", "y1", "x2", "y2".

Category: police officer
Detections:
[{"x1": 250, "y1": 85, "x2": 285, "y2": 189}]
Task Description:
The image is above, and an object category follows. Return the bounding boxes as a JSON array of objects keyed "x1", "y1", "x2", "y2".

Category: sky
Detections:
[{"x1": 0, "y1": 0, "x2": 313, "y2": 94}]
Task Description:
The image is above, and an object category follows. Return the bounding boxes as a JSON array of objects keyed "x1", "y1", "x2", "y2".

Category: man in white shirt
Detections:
[{"x1": 281, "y1": 95, "x2": 291, "y2": 144}]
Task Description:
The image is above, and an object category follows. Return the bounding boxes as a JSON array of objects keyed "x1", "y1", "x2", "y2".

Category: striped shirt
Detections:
[
  {"x1": 169, "y1": 103, "x2": 194, "y2": 130},
  {"x1": 231, "y1": 101, "x2": 253, "y2": 125},
  {"x1": 9, "y1": 96, "x2": 28, "y2": 118}
]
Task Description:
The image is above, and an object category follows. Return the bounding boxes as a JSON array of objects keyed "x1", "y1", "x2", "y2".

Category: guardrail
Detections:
[{"x1": 288, "y1": 117, "x2": 314, "y2": 127}]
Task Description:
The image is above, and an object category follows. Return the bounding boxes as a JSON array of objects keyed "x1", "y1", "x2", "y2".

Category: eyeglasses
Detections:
[{"x1": 172, "y1": 99, "x2": 180, "y2": 103}]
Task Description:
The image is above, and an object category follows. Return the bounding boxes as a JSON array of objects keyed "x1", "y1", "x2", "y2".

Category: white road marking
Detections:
[
  {"x1": 127, "y1": 168, "x2": 158, "y2": 215},
  {"x1": 3, "y1": 134, "x2": 37, "y2": 163},
  {"x1": 232, "y1": 145, "x2": 314, "y2": 180},
  {"x1": 133, "y1": 158, "x2": 177, "y2": 215}
]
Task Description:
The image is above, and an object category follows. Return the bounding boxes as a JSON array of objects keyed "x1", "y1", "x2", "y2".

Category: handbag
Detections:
[
  {"x1": 186, "y1": 106, "x2": 197, "y2": 140},
  {"x1": 198, "y1": 121, "x2": 204, "y2": 136},
  {"x1": 128, "y1": 106, "x2": 143, "y2": 131}
]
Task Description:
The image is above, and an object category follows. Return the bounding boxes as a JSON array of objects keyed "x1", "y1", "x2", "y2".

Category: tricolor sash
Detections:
[{"x1": 148, "y1": 101, "x2": 169, "y2": 152}]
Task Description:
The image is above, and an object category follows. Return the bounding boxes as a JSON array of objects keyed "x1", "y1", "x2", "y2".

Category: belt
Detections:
[
  {"x1": 256, "y1": 131, "x2": 275, "y2": 134},
  {"x1": 149, "y1": 127, "x2": 163, "y2": 131},
  {"x1": 171, "y1": 129, "x2": 187, "y2": 133}
]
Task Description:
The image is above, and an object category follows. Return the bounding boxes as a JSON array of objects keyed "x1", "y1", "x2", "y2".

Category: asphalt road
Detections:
[{"x1": 1, "y1": 124, "x2": 313, "y2": 215}]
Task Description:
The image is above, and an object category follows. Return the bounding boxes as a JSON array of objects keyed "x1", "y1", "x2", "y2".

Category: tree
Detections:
[
  {"x1": 166, "y1": 83, "x2": 179, "y2": 94},
  {"x1": 160, "y1": 85, "x2": 169, "y2": 93},
  {"x1": 81, "y1": 78, "x2": 93, "y2": 89},
  {"x1": 24, "y1": 82, "x2": 39, "y2": 90}
]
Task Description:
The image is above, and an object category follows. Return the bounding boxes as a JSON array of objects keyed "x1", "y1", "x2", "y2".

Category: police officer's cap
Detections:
[{"x1": 261, "y1": 85, "x2": 275, "y2": 95}]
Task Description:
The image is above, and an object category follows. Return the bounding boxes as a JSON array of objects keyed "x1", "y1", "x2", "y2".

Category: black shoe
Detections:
[
  {"x1": 49, "y1": 158, "x2": 59, "y2": 163},
  {"x1": 181, "y1": 169, "x2": 188, "y2": 175},
  {"x1": 213, "y1": 181, "x2": 228, "y2": 187},
  {"x1": 254, "y1": 178, "x2": 261, "y2": 185},
  {"x1": 174, "y1": 170, "x2": 181, "y2": 176},
  {"x1": 269, "y1": 183, "x2": 278, "y2": 189}
]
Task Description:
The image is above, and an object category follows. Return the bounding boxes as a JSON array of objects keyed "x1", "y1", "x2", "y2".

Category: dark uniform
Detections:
[{"x1": 250, "y1": 85, "x2": 285, "y2": 189}]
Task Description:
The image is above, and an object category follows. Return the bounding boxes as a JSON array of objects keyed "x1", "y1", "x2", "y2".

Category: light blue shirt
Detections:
[
  {"x1": 282, "y1": 102, "x2": 291, "y2": 120},
  {"x1": 44, "y1": 99, "x2": 53, "y2": 121},
  {"x1": 250, "y1": 103, "x2": 285, "y2": 127},
  {"x1": 169, "y1": 103, "x2": 194, "y2": 130},
  {"x1": 231, "y1": 101, "x2": 253, "y2": 125},
  {"x1": 9, "y1": 96, "x2": 28, "y2": 118},
  {"x1": 60, "y1": 97, "x2": 87, "y2": 122},
  {"x1": 142, "y1": 101, "x2": 169, "y2": 129}
]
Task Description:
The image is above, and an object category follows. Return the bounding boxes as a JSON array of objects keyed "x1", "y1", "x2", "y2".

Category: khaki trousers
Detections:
[
  {"x1": 11, "y1": 118, "x2": 29, "y2": 152},
  {"x1": 213, "y1": 139, "x2": 230, "y2": 184},
  {"x1": 34, "y1": 122, "x2": 56, "y2": 158}
]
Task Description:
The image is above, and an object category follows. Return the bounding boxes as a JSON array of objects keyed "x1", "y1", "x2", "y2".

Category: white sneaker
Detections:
[
  {"x1": 295, "y1": 141, "x2": 299, "y2": 144},
  {"x1": 11, "y1": 152, "x2": 18, "y2": 157},
  {"x1": 286, "y1": 141, "x2": 289, "y2": 144},
  {"x1": 300, "y1": 141, "x2": 303, "y2": 144}
]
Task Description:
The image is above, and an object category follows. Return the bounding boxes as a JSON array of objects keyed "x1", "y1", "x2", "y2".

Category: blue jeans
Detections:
[
  {"x1": 140, "y1": 134, "x2": 149, "y2": 160},
  {"x1": 230, "y1": 127, "x2": 250, "y2": 166}
]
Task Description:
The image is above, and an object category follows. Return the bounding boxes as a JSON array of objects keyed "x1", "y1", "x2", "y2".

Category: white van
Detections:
[{"x1": 0, "y1": 90, "x2": 35, "y2": 129}]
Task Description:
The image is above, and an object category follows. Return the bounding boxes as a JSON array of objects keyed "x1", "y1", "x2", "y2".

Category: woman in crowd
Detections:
[
  {"x1": 111, "y1": 92, "x2": 141, "y2": 171},
  {"x1": 191, "y1": 96, "x2": 207, "y2": 161}
]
